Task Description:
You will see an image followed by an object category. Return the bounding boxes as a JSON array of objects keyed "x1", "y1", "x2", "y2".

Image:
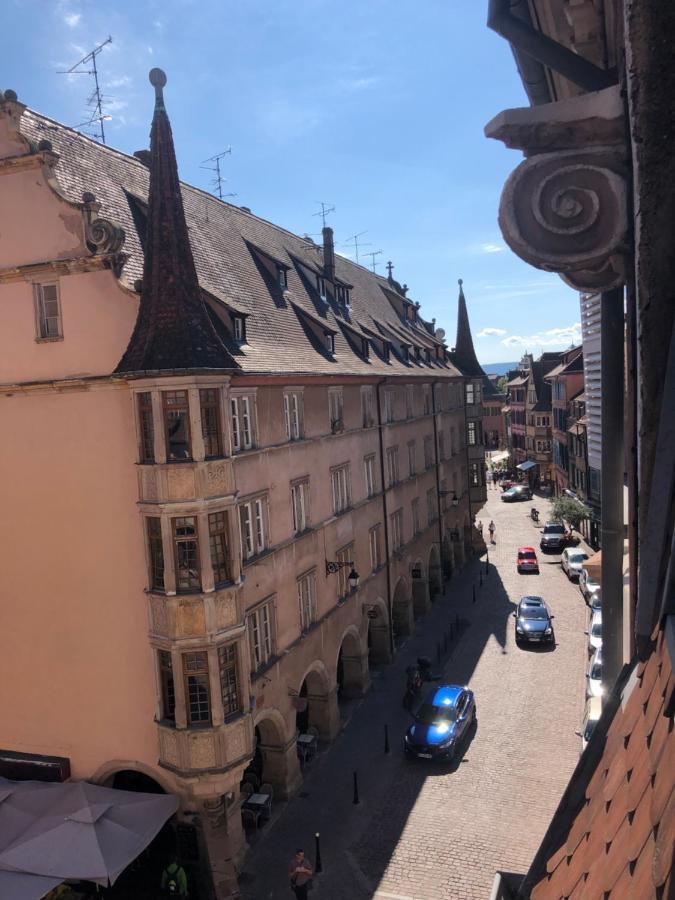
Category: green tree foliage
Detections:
[{"x1": 551, "y1": 496, "x2": 590, "y2": 529}]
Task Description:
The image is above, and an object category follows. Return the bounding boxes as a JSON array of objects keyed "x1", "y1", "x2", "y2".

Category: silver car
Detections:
[
  {"x1": 579, "y1": 568, "x2": 602, "y2": 601},
  {"x1": 586, "y1": 648, "x2": 604, "y2": 698},
  {"x1": 561, "y1": 549, "x2": 589, "y2": 581},
  {"x1": 585, "y1": 609, "x2": 602, "y2": 655}
]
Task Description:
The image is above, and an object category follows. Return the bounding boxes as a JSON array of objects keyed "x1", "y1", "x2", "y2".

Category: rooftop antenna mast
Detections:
[
  {"x1": 200, "y1": 148, "x2": 235, "y2": 201},
  {"x1": 58, "y1": 36, "x2": 112, "y2": 144},
  {"x1": 365, "y1": 249, "x2": 383, "y2": 273},
  {"x1": 313, "y1": 201, "x2": 335, "y2": 228},
  {"x1": 343, "y1": 231, "x2": 370, "y2": 264}
]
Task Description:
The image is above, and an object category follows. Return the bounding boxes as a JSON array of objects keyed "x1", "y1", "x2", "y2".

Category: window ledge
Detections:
[
  {"x1": 251, "y1": 655, "x2": 280, "y2": 682},
  {"x1": 35, "y1": 335, "x2": 64, "y2": 344}
]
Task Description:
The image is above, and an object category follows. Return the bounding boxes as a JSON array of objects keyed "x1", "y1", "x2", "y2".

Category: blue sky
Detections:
[{"x1": 3, "y1": 0, "x2": 581, "y2": 363}]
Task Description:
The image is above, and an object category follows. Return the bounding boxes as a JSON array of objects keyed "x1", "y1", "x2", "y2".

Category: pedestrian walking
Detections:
[
  {"x1": 477, "y1": 520, "x2": 484, "y2": 537},
  {"x1": 289, "y1": 848, "x2": 313, "y2": 899},
  {"x1": 161, "y1": 858, "x2": 188, "y2": 897},
  {"x1": 488, "y1": 520, "x2": 496, "y2": 544}
]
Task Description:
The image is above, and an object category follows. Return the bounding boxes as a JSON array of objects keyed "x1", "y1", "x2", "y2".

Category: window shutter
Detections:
[{"x1": 231, "y1": 398, "x2": 240, "y2": 452}]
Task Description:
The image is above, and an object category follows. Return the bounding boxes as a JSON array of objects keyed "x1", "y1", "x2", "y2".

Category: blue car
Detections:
[{"x1": 404, "y1": 685, "x2": 476, "y2": 760}]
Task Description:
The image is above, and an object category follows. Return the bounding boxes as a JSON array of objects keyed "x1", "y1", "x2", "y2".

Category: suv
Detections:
[
  {"x1": 501, "y1": 485, "x2": 532, "y2": 502},
  {"x1": 540, "y1": 522, "x2": 567, "y2": 551},
  {"x1": 513, "y1": 596, "x2": 554, "y2": 645}
]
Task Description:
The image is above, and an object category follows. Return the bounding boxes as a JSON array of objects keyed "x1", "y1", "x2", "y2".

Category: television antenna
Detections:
[
  {"x1": 200, "y1": 148, "x2": 235, "y2": 201},
  {"x1": 365, "y1": 249, "x2": 383, "y2": 273},
  {"x1": 313, "y1": 201, "x2": 335, "y2": 228},
  {"x1": 58, "y1": 36, "x2": 113, "y2": 144},
  {"x1": 343, "y1": 231, "x2": 370, "y2": 264}
]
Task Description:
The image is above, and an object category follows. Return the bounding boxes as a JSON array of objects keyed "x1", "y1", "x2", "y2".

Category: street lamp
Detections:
[
  {"x1": 451, "y1": 492, "x2": 459, "y2": 507},
  {"x1": 325, "y1": 559, "x2": 360, "y2": 591}
]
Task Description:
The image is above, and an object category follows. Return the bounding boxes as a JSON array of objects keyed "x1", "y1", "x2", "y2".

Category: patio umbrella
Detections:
[
  {"x1": 0, "y1": 778, "x2": 178, "y2": 892},
  {"x1": 0, "y1": 869, "x2": 63, "y2": 900}
]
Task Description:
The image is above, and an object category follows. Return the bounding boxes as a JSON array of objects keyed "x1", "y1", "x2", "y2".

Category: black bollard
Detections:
[
  {"x1": 315, "y1": 832, "x2": 322, "y2": 873},
  {"x1": 384, "y1": 723, "x2": 390, "y2": 754},
  {"x1": 353, "y1": 771, "x2": 360, "y2": 805},
  {"x1": 472, "y1": 584, "x2": 476, "y2": 604}
]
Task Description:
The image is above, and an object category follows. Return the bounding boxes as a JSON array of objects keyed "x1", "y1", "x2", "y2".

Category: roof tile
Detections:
[
  {"x1": 647, "y1": 705, "x2": 673, "y2": 775},
  {"x1": 652, "y1": 789, "x2": 675, "y2": 885},
  {"x1": 629, "y1": 832, "x2": 657, "y2": 899}
]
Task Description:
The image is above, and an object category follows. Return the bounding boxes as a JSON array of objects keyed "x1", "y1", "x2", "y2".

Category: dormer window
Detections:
[
  {"x1": 325, "y1": 332, "x2": 335, "y2": 354},
  {"x1": 317, "y1": 276, "x2": 326, "y2": 301},
  {"x1": 344, "y1": 289, "x2": 351, "y2": 307},
  {"x1": 233, "y1": 316, "x2": 245, "y2": 343},
  {"x1": 425, "y1": 349, "x2": 432, "y2": 364},
  {"x1": 415, "y1": 347, "x2": 422, "y2": 363},
  {"x1": 362, "y1": 338, "x2": 369, "y2": 359},
  {"x1": 383, "y1": 342, "x2": 390, "y2": 362},
  {"x1": 278, "y1": 266, "x2": 288, "y2": 288}
]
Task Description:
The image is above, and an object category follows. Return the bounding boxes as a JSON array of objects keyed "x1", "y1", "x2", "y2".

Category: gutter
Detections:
[
  {"x1": 487, "y1": 0, "x2": 615, "y2": 105},
  {"x1": 376, "y1": 380, "x2": 395, "y2": 657}
]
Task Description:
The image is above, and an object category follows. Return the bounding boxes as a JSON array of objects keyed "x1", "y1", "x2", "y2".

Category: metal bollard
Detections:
[
  {"x1": 315, "y1": 832, "x2": 322, "y2": 873},
  {"x1": 384, "y1": 723, "x2": 390, "y2": 754},
  {"x1": 353, "y1": 771, "x2": 360, "y2": 805}
]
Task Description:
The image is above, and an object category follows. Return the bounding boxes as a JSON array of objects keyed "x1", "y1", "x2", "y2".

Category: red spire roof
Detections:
[{"x1": 115, "y1": 69, "x2": 233, "y2": 374}]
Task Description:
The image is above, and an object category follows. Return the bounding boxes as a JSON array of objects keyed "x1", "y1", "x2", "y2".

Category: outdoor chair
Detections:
[{"x1": 241, "y1": 808, "x2": 260, "y2": 832}]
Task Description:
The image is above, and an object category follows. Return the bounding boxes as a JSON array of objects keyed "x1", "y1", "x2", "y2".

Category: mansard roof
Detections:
[{"x1": 20, "y1": 104, "x2": 461, "y2": 381}]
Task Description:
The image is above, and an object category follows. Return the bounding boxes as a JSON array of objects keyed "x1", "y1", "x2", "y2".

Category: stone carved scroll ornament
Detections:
[
  {"x1": 498, "y1": 147, "x2": 628, "y2": 292},
  {"x1": 81, "y1": 191, "x2": 126, "y2": 255}
]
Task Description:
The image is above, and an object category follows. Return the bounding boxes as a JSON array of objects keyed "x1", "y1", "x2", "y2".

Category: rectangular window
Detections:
[
  {"x1": 405, "y1": 385, "x2": 414, "y2": 419},
  {"x1": 163, "y1": 391, "x2": 192, "y2": 461},
  {"x1": 423, "y1": 385, "x2": 432, "y2": 415},
  {"x1": 209, "y1": 511, "x2": 231, "y2": 585},
  {"x1": 424, "y1": 435, "x2": 434, "y2": 469},
  {"x1": 329, "y1": 389, "x2": 343, "y2": 433},
  {"x1": 138, "y1": 392, "x2": 155, "y2": 464},
  {"x1": 33, "y1": 282, "x2": 62, "y2": 339},
  {"x1": 390, "y1": 509, "x2": 403, "y2": 551},
  {"x1": 298, "y1": 570, "x2": 317, "y2": 629},
  {"x1": 331, "y1": 464, "x2": 351, "y2": 514},
  {"x1": 233, "y1": 316, "x2": 245, "y2": 342},
  {"x1": 218, "y1": 644, "x2": 241, "y2": 719},
  {"x1": 173, "y1": 517, "x2": 201, "y2": 592},
  {"x1": 364, "y1": 454, "x2": 375, "y2": 498},
  {"x1": 336, "y1": 545, "x2": 353, "y2": 599},
  {"x1": 438, "y1": 431, "x2": 445, "y2": 460},
  {"x1": 427, "y1": 487, "x2": 436, "y2": 525},
  {"x1": 361, "y1": 387, "x2": 375, "y2": 428},
  {"x1": 284, "y1": 391, "x2": 303, "y2": 441},
  {"x1": 369, "y1": 525, "x2": 381, "y2": 571},
  {"x1": 158, "y1": 650, "x2": 175, "y2": 722},
  {"x1": 200, "y1": 389, "x2": 223, "y2": 458},
  {"x1": 239, "y1": 497, "x2": 267, "y2": 559},
  {"x1": 470, "y1": 463, "x2": 481, "y2": 486},
  {"x1": 386, "y1": 446, "x2": 399, "y2": 486},
  {"x1": 465, "y1": 382, "x2": 475, "y2": 406},
  {"x1": 383, "y1": 390, "x2": 394, "y2": 424},
  {"x1": 412, "y1": 498, "x2": 420, "y2": 535},
  {"x1": 278, "y1": 267, "x2": 288, "y2": 288},
  {"x1": 183, "y1": 651, "x2": 211, "y2": 725},
  {"x1": 291, "y1": 479, "x2": 310, "y2": 533},
  {"x1": 408, "y1": 440, "x2": 416, "y2": 476},
  {"x1": 147, "y1": 517, "x2": 165, "y2": 591},
  {"x1": 231, "y1": 395, "x2": 254, "y2": 452},
  {"x1": 468, "y1": 421, "x2": 477, "y2": 446},
  {"x1": 249, "y1": 600, "x2": 274, "y2": 671},
  {"x1": 325, "y1": 332, "x2": 335, "y2": 354}
]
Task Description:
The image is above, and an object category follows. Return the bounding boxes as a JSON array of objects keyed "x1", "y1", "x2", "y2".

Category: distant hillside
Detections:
[{"x1": 481, "y1": 361, "x2": 519, "y2": 376}]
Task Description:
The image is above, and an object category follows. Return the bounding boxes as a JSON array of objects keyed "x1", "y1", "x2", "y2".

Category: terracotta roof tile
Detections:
[
  {"x1": 585, "y1": 819, "x2": 630, "y2": 894},
  {"x1": 603, "y1": 779, "x2": 631, "y2": 844},
  {"x1": 644, "y1": 680, "x2": 666, "y2": 734},
  {"x1": 626, "y1": 729, "x2": 654, "y2": 810},
  {"x1": 566, "y1": 873, "x2": 588, "y2": 898},
  {"x1": 566, "y1": 802, "x2": 591, "y2": 855},
  {"x1": 545, "y1": 842, "x2": 568, "y2": 875},
  {"x1": 603, "y1": 747, "x2": 630, "y2": 803},
  {"x1": 651, "y1": 762, "x2": 673, "y2": 827},
  {"x1": 607, "y1": 863, "x2": 633, "y2": 898},
  {"x1": 630, "y1": 832, "x2": 657, "y2": 898},
  {"x1": 652, "y1": 791, "x2": 674, "y2": 887},
  {"x1": 647, "y1": 704, "x2": 672, "y2": 774}
]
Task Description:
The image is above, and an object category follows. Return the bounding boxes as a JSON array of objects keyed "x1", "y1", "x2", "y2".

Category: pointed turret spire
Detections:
[
  {"x1": 453, "y1": 279, "x2": 484, "y2": 377},
  {"x1": 116, "y1": 69, "x2": 233, "y2": 374}
]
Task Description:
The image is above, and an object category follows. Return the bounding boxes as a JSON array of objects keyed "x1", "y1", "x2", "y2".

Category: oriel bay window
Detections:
[
  {"x1": 147, "y1": 517, "x2": 165, "y2": 591},
  {"x1": 183, "y1": 651, "x2": 211, "y2": 725},
  {"x1": 218, "y1": 644, "x2": 241, "y2": 720},
  {"x1": 158, "y1": 650, "x2": 175, "y2": 722},
  {"x1": 209, "y1": 511, "x2": 231, "y2": 585},
  {"x1": 163, "y1": 390, "x2": 192, "y2": 461},
  {"x1": 200, "y1": 389, "x2": 223, "y2": 458},
  {"x1": 173, "y1": 517, "x2": 201, "y2": 592},
  {"x1": 137, "y1": 392, "x2": 155, "y2": 463}
]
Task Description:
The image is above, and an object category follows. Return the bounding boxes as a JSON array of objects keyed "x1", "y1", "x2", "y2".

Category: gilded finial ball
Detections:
[
  {"x1": 458, "y1": 278, "x2": 463, "y2": 286},
  {"x1": 4, "y1": 89, "x2": 18, "y2": 102},
  {"x1": 149, "y1": 68, "x2": 167, "y2": 88}
]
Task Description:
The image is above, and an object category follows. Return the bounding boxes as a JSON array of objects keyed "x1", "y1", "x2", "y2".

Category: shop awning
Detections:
[
  {"x1": 0, "y1": 778, "x2": 178, "y2": 900},
  {"x1": 517, "y1": 460, "x2": 537, "y2": 472}
]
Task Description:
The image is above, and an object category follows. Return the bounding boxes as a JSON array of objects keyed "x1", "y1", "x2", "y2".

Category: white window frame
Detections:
[
  {"x1": 369, "y1": 525, "x2": 381, "y2": 571},
  {"x1": 361, "y1": 386, "x2": 375, "y2": 428},
  {"x1": 249, "y1": 599, "x2": 274, "y2": 670},
  {"x1": 465, "y1": 382, "x2": 475, "y2": 405},
  {"x1": 325, "y1": 332, "x2": 335, "y2": 354},
  {"x1": 386, "y1": 446, "x2": 399, "y2": 486},
  {"x1": 233, "y1": 316, "x2": 245, "y2": 342},
  {"x1": 329, "y1": 388, "x2": 344, "y2": 433},
  {"x1": 239, "y1": 495, "x2": 268, "y2": 559},
  {"x1": 364, "y1": 454, "x2": 375, "y2": 498},
  {"x1": 33, "y1": 282, "x2": 62, "y2": 341},
  {"x1": 298, "y1": 570, "x2": 317, "y2": 630},
  {"x1": 284, "y1": 390, "x2": 303, "y2": 441},
  {"x1": 384, "y1": 389, "x2": 394, "y2": 424},
  {"x1": 231, "y1": 393, "x2": 254, "y2": 452},
  {"x1": 291, "y1": 478, "x2": 310, "y2": 533},
  {"x1": 331, "y1": 464, "x2": 351, "y2": 514},
  {"x1": 390, "y1": 509, "x2": 403, "y2": 551}
]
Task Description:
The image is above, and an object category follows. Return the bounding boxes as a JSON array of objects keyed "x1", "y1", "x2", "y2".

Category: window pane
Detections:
[
  {"x1": 209, "y1": 512, "x2": 230, "y2": 584},
  {"x1": 173, "y1": 517, "x2": 200, "y2": 591},
  {"x1": 159, "y1": 650, "x2": 175, "y2": 722},
  {"x1": 138, "y1": 393, "x2": 155, "y2": 463},
  {"x1": 164, "y1": 391, "x2": 191, "y2": 461},
  {"x1": 200, "y1": 389, "x2": 223, "y2": 458},
  {"x1": 183, "y1": 652, "x2": 210, "y2": 724},
  {"x1": 147, "y1": 517, "x2": 165, "y2": 591},
  {"x1": 218, "y1": 644, "x2": 240, "y2": 718}
]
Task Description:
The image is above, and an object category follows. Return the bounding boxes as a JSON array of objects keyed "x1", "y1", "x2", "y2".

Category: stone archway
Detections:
[
  {"x1": 411, "y1": 558, "x2": 430, "y2": 617},
  {"x1": 366, "y1": 597, "x2": 391, "y2": 664},
  {"x1": 336, "y1": 625, "x2": 370, "y2": 700},
  {"x1": 253, "y1": 709, "x2": 300, "y2": 800},
  {"x1": 392, "y1": 576, "x2": 413, "y2": 639},
  {"x1": 428, "y1": 544, "x2": 442, "y2": 599},
  {"x1": 296, "y1": 661, "x2": 339, "y2": 742}
]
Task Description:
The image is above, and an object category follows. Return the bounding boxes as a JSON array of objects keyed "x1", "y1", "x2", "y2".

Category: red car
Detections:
[{"x1": 517, "y1": 547, "x2": 539, "y2": 573}]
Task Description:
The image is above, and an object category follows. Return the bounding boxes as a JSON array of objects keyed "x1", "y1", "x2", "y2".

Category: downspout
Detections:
[
  {"x1": 431, "y1": 382, "x2": 445, "y2": 588},
  {"x1": 376, "y1": 380, "x2": 395, "y2": 657},
  {"x1": 462, "y1": 379, "x2": 473, "y2": 556},
  {"x1": 487, "y1": 0, "x2": 616, "y2": 100}
]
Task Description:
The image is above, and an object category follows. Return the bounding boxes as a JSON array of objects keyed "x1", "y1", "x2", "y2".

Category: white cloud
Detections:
[
  {"x1": 107, "y1": 75, "x2": 132, "y2": 88},
  {"x1": 477, "y1": 327, "x2": 507, "y2": 338},
  {"x1": 479, "y1": 242, "x2": 505, "y2": 254},
  {"x1": 337, "y1": 75, "x2": 380, "y2": 93},
  {"x1": 64, "y1": 12, "x2": 81, "y2": 26},
  {"x1": 500, "y1": 323, "x2": 582, "y2": 348}
]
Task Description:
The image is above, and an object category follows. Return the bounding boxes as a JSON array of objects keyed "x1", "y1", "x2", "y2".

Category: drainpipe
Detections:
[
  {"x1": 462, "y1": 379, "x2": 473, "y2": 556},
  {"x1": 431, "y1": 382, "x2": 445, "y2": 587},
  {"x1": 375, "y1": 380, "x2": 395, "y2": 657},
  {"x1": 487, "y1": 0, "x2": 616, "y2": 99},
  {"x1": 601, "y1": 288, "x2": 625, "y2": 692}
]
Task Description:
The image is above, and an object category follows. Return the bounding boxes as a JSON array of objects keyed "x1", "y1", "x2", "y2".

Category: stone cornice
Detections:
[{"x1": 0, "y1": 253, "x2": 128, "y2": 284}]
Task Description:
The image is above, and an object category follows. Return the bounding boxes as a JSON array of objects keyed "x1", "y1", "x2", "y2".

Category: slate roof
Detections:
[
  {"x1": 20, "y1": 106, "x2": 461, "y2": 381},
  {"x1": 524, "y1": 618, "x2": 675, "y2": 900},
  {"x1": 451, "y1": 280, "x2": 485, "y2": 378}
]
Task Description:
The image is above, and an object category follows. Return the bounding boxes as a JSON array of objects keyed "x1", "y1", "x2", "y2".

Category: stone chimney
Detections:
[{"x1": 322, "y1": 226, "x2": 335, "y2": 282}]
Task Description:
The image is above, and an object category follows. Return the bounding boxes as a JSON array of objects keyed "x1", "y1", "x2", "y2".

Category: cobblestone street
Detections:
[{"x1": 239, "y1": 487, "x2": 590, "y2": 900}]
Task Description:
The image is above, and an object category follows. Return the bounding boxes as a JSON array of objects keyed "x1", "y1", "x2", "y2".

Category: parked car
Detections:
[
  {"x1": 501, "y1": 485, "x2": 532, "y2": 502},
  {"x1": 540, "y1": 522, "x2": 567, "y2": 551},
  {"x1": 404, "y1": 685, "x2": 476, "y2": 761},
  {"x1": 578, "y1": 696, "x2": 603, "y2": 751},
  {"x1": 588, "y1": 589, "x2": 602, "y2": 611},
  {"x1": 517, "y1": 547, "x2": 540, "y2": 573},
  {"x1": 586, "y1": 609, "x2": 603, "y2": 654},
  {"x1": 513, "y1": 596, "x2": 554, "y2": 645},
  {"x1": 579, "y1": 568, "x2": 602, "y2": 602},
  {"x1": 561, "y1": 548, "x2": 589, "y2": 581},
  {"x1": 586, "y1": 648, "x2": 604, "y2": 698},
  {"x1": 500, "y1": 479, "x2": 516, "y2": 491}
]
